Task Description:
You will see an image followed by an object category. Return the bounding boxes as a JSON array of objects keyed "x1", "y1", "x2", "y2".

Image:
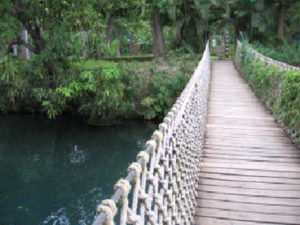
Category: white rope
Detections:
[
  {"x1": 237, "y1": 40, "x2": 300, "y2": 71},
  {"x1": 115, "y1": 179, "x2": 131, "y2": 225},
  {"x1": 96, "y1": 200, "x2": 117, "y2": 225},
  {"x1": 92, "y1": 42, "x2": 211, "y2": 225}
]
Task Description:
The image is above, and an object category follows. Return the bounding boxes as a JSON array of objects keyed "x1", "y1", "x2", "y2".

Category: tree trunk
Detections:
[
  {"x1": 12, "y1": 1, "x2": 57, "y2": 80},
  {"x1": 152, "y1": 7, "x2": 166, "y2": 58},
  {"x1": 277, "y1": 5, "x2": 286, "y2": 38},
  {"x1": 81, "y1": 31, "x2": 88, "y2": 58},
  {"x1": 141, "y1": 0, "x2": 146, "y2": 16},
  {"x1": 116, "y1": 33, "x2": 121, "y2": 57},
  {"x1": 19, "y1": 29, "x2": 30, "y2": 60},
  {"x1": 105, "y1": 13, "x2": 114, "y2": 45},
  {"x1": 12, "y1": 45, "x2": 18, "y2": 56}
]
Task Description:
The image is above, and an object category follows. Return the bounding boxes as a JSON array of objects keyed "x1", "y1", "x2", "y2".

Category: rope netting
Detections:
[
  {"x1": 92, "y1": 43, "x2": 211, "y2": 225},
  {"x1": 236, "y1": 40, "x2": 300, "y2": 71}
]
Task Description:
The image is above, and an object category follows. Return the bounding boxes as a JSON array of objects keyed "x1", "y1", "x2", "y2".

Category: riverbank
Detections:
[{"x1": 0, "y1": 54, "x2": 198, "y2": 124}]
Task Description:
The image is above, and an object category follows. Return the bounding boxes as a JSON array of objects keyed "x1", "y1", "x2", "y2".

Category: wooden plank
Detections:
[
  {"x1": 196, "y1": 185, "x2": 300, "y2": 198},
  {"x1": 206, "y1": 129, "x2": 287, "y2": 137},
  {"x1": 195, "y1": 207, "x2": 300, "y2": 224},
  {"x1": 204, "y1": 143, "x2": 298, "y2": 151},
  {"x1": 200, "y1": 167, "x2": 300, "y2": 179},
  {"x1": 205, "y1": 135, "x2": 292, "y2": 142},
  {"x1": 204, "y1": 139, "x2": 294, "y2": 148},
  {"x1": 202, "y1": 154, "x2": 300, "y2": 163},
  {"x1": 200, "y1": 162, "x2": 300, "y2": 173},
  {"x1": 196, "y1": 199, "x2": 300, "y2": 215},
  {"x1": 198, "y1": 172, "x2": 300, "y2": 184},
  {"x1": 203, "y1": 149, "x2": 300, "y2": 157},
  {"x1": 208, "y1": 115, "x2": 274, "y2": 120},
  {"x1": 206, "y1": 124, "x2": 282, "y2": 131},
  {"x1": 194, "y1": 216, "x2": 273, "y2": 225},
  {"x1": 205, "y1": 133, "x2": 291, "y2": 141},
  {"x1": 199, "y1": 178, "x2": 300, "y2": 190},
  {"x1": 196, "y1": 191, "x2": 300, "y2": 206},
  {"x1": 204, "y1": 136, "x2": 293, "y2": 144},
  {"x1": 201, "y1": 158, "x2": 300, "y2": 166}
]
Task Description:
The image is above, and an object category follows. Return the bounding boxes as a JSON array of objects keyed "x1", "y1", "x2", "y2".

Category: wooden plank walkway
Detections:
[{"x1": 194, "y1": 60, "x2": 300, "y2": 225}]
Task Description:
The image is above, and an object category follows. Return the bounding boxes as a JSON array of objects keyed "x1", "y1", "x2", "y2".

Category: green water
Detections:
[{"x1": 0, "y1": 115, "x2": 156, "y2": 225}]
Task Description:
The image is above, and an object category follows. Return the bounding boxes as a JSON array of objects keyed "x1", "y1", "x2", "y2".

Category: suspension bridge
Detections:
[{"x1": 93, "y1": 42, "x2": 300, "y2": 225}]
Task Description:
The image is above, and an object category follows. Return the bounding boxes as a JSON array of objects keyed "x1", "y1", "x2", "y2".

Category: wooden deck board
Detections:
[{"x1": 194, "y1": 60, "x2": 300, "y2": 224}]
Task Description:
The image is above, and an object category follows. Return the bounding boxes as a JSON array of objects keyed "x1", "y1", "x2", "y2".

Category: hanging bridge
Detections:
[{"x1": 93, "y1": 42, "x2": 300, "y2": 225}]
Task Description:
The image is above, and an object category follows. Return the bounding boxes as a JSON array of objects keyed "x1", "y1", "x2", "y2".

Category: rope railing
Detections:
[
  {"x1": 236, "y1": 40, "x2": 300, "y2": 71},
  {"x1": 92, "y1": 43, "x2": 211, "y2": 225}
]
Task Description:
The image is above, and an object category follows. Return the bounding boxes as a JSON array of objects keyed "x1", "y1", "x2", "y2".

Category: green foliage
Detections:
[
  {"x1": 139, "y1": 70, "x2": 188, "y2": 119},
  {"x1": 33, "y1": 71, "x2": 96, "y2": 119},
  {"x1": 276, "y1": 71, "x2": 300, "y2": 143},
  {"x1": 103, "y1": 55, "x2": 154, "y2": 61},
  {"x1": 0, "y1": 58, "x2": 31, "y2": 112},
  {"x1": 72, "y1": 60, "x2": 117, "y2": 71},
  {"x1": 252, "y1": 42, "x2": 300, "y2": 66},
  {"x1": 101, "y1": 40, "x2": 120, "y2": 57},
  {"x1": 27, "y1": 54, "x2": 197, "y2": 122},
  {"x1": 237, "y1": 43, "x2": 300, "y2": 144}
]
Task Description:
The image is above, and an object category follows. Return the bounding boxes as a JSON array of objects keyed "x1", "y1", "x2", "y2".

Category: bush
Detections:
[
  {"x1": 0, "y1": 57, "x2": 32, "y2": 112},
  {"x1": 138, "y1": 70, "x2": 188, "y2": 119},
  {"x1": 237, "y1": 42, "x2": 300, "y2": 144},
  {"x1": 0, "y1": 53, "x2": 198, "y2": 123},
  {"x1": 30, "y1": 54, "x2": 197, "y2": 123},
  {"x1": 252, "y1": 41, "x2": 300, "y2": 66}
]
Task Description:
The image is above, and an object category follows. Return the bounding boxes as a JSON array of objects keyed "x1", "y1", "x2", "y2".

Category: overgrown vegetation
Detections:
[
  {"x1": 236, "y1": 42, "x2": 300, "y2": 144},
  {"x1": 0, "y1": 0, "x2": 299, "y2": 126},
  {"x1": 252, "y1": 41, "x2": 300, "y2": 66},
  {"x1": 0, "y1": 55, "x2": 197, "y2": 123}
]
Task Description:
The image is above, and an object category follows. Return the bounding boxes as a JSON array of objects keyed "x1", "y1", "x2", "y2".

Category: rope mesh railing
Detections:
[
  {"x1": 92, "y1": 43, "x2": 211, "y2": 225},
  {"x1": 236, "y1": 40, "x2": 300, "y2": 71}
]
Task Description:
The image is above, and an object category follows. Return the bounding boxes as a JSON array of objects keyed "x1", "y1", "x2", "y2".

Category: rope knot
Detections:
[
  {"x1": 159, "y1": 123, "x2": 168, "y2": 132},
  {"x1": 137, "y1": 151, "x2": 149, "y2": 164},
  {"x1": 166, "y1": 190, "x2": 172, "y2": 202},
  {"x1": 153, "y1": 130, "x2": 163, "y2": 143},
  {"x1": 127, "y1": 208, "x2": 141, "y2": 224},
  {"x1": 146, "y1": 173, "x2": 155, "y2": 185},
  {"x1": 128, "y1": 162, "x2": 142, "y2": 182},
  {"x1": 96, "y1": 199, "x2": 117, "y2": 225},
  {"x1": 164, "y1": 117, "x2": 172, "y2": 125},
  {"x1": 145, "y1": 140, "x2": 156, "y2": 154},
  {"x1": 114, "y1": 179, "x2": 131, "y2": 198},
  {"x1": 167, "y1": 112, "x2": 174, "y2": 120},
  {"x1": 146, "y1": 211, "x2": 156, "y2": 225},
  {"x1": 139, "y1": 190, "x2": 149, "y2": 201}
]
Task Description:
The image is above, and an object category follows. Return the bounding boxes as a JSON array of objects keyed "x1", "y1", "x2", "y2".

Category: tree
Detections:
[
  {"x1": 0, "y1": 0, "x2": 99, "y2": 84},
  {"x1": 95, "y1": 0, "x2": 143, "y2": 56},
  {"x1": 152, "y1": 6, "x2": 166, "y2": 57}
]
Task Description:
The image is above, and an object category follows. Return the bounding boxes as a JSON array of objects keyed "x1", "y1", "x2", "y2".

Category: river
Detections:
[{"x1": 0, "y1": 115, "x2": 156, "y2": 225}]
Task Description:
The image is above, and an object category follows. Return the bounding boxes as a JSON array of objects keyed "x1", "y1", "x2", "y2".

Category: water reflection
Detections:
[
  {"x1": 69, "y1": 145, "x2": 88, "y2": 165},
  {"x1": 0, "y1": 115, "x2": 156, "y2": 225}
]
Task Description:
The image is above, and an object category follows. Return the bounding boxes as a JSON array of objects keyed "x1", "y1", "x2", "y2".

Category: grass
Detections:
[
  {"x1": 71, "y1": 54, "x2": 155, "y2": 71},
  {"x1": 71, "y1": 60, "x2": 117, "y2": 71},
  {"x1": 103, "y1": 54, "x2": 154, "y2": 61},
  {"x1": 210, "y1": 55, "x2": 219, "y2": 59}
]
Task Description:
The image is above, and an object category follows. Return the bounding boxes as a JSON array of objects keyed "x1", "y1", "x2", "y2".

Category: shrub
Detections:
[
  {"x1": 237, "y1": 42, "x2": 300, "y2": 144},
  {"x1": 0, "y1": 57, "x2": 32, "y2": 112},
  {"x1": 1, "y1": 54, "x2": 198, "y2": 123},
  {"x1": 252, "y1": 41, "x2": 300, "y2": 66}
]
